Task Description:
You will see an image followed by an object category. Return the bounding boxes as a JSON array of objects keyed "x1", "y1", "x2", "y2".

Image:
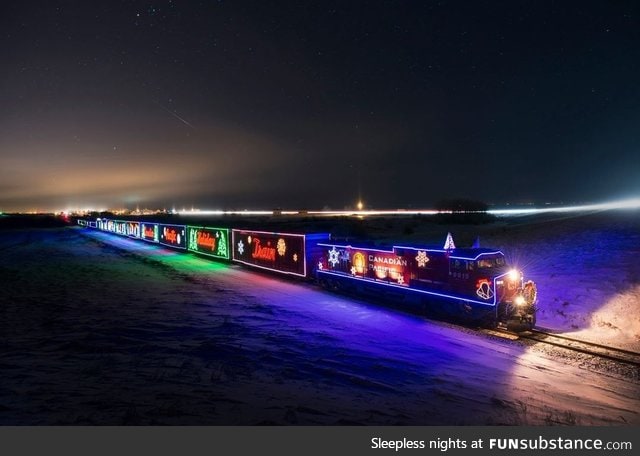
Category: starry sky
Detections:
[{"x1": 1, "y1": 0, "x2": 639, "y2": 212}]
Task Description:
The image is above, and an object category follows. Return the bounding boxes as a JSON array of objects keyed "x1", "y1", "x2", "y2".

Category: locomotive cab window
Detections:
[
  {"x1": 476, "y1": 256, "x2": 506, "y2": 269},
  {"x1": 451, "y1": 259, "x2": 474, "y2": 271}
]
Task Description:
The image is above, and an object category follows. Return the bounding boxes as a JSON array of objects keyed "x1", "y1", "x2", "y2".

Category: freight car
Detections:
[{"x1": 83, "y1": 218, "x2": 537, "y2": 330}]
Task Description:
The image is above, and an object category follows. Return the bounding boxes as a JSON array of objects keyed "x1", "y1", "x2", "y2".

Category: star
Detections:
[
  {"x1": 237, "y1": 240, "x2": 244, "y2": 255},
  {"x1": 293, "y1": 253, "x2": 298, "y2": 262},
  {"x1": 318, "y1": 261, "x2": 323, "y2": 270},
  {"x1": 350, "y1": 266, "x2": 357, "y2": 275},
  {"x1": 397, "y1": 275, "x2": 404, "y2": 285}
]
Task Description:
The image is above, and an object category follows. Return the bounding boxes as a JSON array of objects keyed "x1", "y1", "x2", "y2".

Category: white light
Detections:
[
  {"x1": 487, "y1": 197, "x2": 640, "y2": 216},
  {"x1": 514, "y1": 295, "x2": 526, "y2": 306},
  {"x1": 509, "y1": 269, "x2": 520, "y2": 281}
]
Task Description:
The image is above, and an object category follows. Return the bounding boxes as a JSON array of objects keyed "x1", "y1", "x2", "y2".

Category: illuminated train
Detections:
[{"x1": 78, "y1": 218, "x2": 537, "y2": 330}]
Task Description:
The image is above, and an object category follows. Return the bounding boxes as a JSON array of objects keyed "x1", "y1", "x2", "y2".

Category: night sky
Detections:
[{"x1": 1, "y1": 1, "x2": 639, "y2": 212}]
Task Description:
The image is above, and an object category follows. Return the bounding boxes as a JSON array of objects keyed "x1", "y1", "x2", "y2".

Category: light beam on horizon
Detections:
[{"x1": 172, "y1": 197, "x2": 640, "y2": 217}]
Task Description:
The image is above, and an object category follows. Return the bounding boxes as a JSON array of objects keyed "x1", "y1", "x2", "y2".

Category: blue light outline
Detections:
[
  {"x1": 157, "y1": 223, "x2": 187, "y2": 250},
  {"x1": 317, "y1": 269, "x2": 510, "y2": 307},
  {"x1": 317, "y1": 242, "x2": 504, "y2": 261},
  {"x1": 449, "y1": 252, "x2": 503, "y2": 260}
]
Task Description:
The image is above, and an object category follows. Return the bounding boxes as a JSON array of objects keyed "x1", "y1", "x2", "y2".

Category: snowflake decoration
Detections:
[
  {"x1": 318, "y1": 261, "x2": 323, "y2": 270},
  {"x1": 277, "y1": 238, "x2": 286, "y2": 256},
  {"x1": 237, "y1": 240, "x2": 244, "y2": 255},
  {"x1": 293, "y1": 253, "x2": 298, "y2": 262},
  {"x1": 397, "y1": 275, "x2": 404, "y2": 285},
  {"x1": 328, "y1": 246, "x2": 340, "y2": 267},
  {"x1": 415, "y1": 250, "x2": 429, "y2": 268},
  {"x1": 350, "y1": 266, "x2": 357, "y2": 276}
]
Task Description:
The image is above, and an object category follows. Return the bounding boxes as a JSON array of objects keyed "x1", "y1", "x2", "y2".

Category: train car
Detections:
[
  {"x1": 125, "y1": 220, "x2": 141, "y2": 238},
  {"x1": 140, "y1": 221, "x2": 159, "y2": 243},
  {"x1": 232, "y1": 229, "x2": 330, "y2": 277},
  {"x1": 94, "y1": 218, "x2": 140, "y2": 238},
  {"x1": 314, "y1": 238, "x2": 537, "y2": 329},
  {"x1": 157, "y1": 223, "x2": 187, "y2": 249},
  {"x1": 186, "y1": 225, "x2": 230, "y2": 260},
  {"x1": 98, "y1": 219, "x2": 222, "y2": 255},
  {"x1": 96, "y1": 218, "x2": 114, "y2": 232}
]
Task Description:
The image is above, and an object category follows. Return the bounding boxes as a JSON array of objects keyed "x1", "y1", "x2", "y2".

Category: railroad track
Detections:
[
  {"x1": 520, "y1": 329, "x2": 640, "y2": 367},
  {"x1": 486, "y1": 327, "x2": 640, "y2": 367}
]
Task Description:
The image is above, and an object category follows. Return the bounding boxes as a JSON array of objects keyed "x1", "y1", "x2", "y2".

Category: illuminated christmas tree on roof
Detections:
[{"x1": 443, "y1": 232, "x2": 456, "y2": 250}]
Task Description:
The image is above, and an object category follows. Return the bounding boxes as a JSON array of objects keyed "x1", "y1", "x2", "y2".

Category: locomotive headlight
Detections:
[
  {"x1": 514, "y1": 295, "x2": 526, "y2": 306},
  {"x1": 508, "y1": 269, "x2": 520, "y2": 281}
]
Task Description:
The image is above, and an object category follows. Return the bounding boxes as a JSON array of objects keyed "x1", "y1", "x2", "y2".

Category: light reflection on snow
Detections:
[
  {"x1": 508, "y1": 342, "x2": 638, "y2": 425},
  {"x1": 561, "y1": 285, "x2": 640, "y2": 350},
  {"x1": 80, "y1": 228, "x2": 639, "y2": 425}
]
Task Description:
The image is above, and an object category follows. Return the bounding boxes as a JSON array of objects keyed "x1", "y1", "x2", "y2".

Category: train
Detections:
[{"x1": 77, "y1": 217, "x2": 537, "y2": 330}]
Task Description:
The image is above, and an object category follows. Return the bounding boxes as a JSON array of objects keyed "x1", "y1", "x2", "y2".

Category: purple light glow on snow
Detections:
[{"x1": 74, "y1": 225, "x2": 640, "y2": 424}]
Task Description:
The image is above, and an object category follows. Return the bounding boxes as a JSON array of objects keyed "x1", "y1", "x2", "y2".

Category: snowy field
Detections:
[{"x1": 0, "y1": 211, "x2": 638, "y2": 425}]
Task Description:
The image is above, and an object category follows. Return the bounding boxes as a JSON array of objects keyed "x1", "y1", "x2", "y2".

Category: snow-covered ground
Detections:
[{"x1": 0, "y1": 214, "x2": 638, "y2": 425}]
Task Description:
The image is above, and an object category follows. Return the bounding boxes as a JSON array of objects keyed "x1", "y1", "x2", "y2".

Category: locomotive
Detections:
[
  {"x1": 81, "y1": 218, "x2": 537, "y2": 330},
  {"x1": 315, "y1": 241, "x2": 536, "y2": 330}
]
